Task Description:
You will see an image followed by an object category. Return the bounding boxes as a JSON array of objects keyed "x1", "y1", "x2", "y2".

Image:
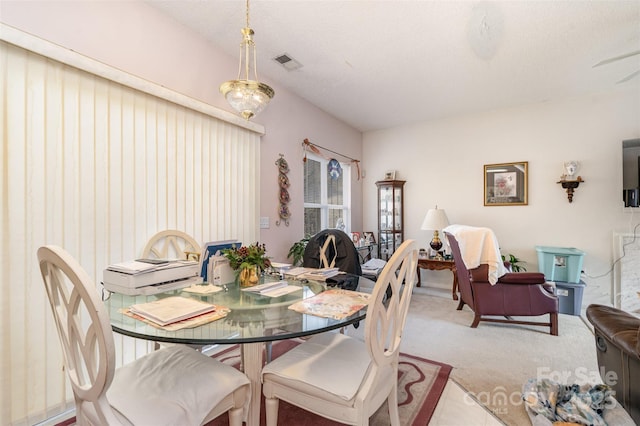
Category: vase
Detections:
[{"x1": 238, "y1": 265, "x2": 260, "y2": 287}]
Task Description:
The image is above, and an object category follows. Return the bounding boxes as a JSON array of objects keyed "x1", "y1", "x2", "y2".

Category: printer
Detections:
[{"x1": 103, "y1": 260, "x2": 200, "y2": 295}]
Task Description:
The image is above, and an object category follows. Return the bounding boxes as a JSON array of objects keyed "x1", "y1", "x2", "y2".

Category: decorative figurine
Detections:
[{"x1": 562, "y1": 161, "x2": 579, "y2": 180}]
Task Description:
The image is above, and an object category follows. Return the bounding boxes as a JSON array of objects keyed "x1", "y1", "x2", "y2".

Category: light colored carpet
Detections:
[{"x1": 347, "y1": 286, "x2": 600, "y2": 426}]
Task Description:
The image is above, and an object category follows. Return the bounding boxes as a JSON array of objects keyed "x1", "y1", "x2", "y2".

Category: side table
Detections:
[
  {"x1": 356, "y1": 243, "x2": 378, "y2": 264},
  {"x1": 417, "y1": 257, "x2": 458, "y2": 300}
]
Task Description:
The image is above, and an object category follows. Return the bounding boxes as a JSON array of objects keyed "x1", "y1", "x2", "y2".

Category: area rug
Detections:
[{"x1": 206, "y1": 339, "x2": 452, "y2": 426}]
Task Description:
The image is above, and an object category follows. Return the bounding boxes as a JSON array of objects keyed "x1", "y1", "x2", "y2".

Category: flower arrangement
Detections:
[{"x1": 222, "y1": 242, "x2": 271, "y2": 272}]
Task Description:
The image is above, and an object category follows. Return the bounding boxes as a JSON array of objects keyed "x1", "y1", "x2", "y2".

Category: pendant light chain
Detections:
[{"x1": 245, "y1": 0, "x2": 250, "y2": 28}]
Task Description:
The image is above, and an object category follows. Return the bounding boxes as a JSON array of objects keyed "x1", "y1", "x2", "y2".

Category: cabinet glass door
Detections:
[{"x1": 376, "y1": 180, "x2": 405, "y2": 261}]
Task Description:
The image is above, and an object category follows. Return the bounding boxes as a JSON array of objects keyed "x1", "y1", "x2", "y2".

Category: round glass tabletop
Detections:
[{"x1": 105, "y1": 274, "x2": 374, "y2": 345}]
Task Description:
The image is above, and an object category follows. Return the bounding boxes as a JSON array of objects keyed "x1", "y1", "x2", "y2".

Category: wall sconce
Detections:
[{"x1": 557, "y1": 161, "x2": 584, "y2": 203}]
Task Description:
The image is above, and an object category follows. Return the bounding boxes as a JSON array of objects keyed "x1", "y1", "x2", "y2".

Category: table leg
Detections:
[
  {"x1": 416, "y1": 265, "x2": 422, "y2": 287},
  {"x1": 242, "y1": 342, "x2": 264, "y2": 426}
]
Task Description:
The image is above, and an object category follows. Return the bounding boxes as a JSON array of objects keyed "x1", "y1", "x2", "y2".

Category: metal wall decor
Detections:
[
  {"x1": 302, "y1": 138, "x2": 361, "y2": 180},
  {"x1": 276, "y1": 154, "x2": 290, "y2": 226}
]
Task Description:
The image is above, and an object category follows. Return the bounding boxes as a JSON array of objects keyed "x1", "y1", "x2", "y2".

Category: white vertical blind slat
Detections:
[{"x1": 0, "y1": 38, "x2": 260, "y2": 424}]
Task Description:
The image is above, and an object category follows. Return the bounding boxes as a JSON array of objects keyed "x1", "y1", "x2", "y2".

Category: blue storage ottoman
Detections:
[{"x1": 535, "y1": 246, "x2": 585, "y2": 284}]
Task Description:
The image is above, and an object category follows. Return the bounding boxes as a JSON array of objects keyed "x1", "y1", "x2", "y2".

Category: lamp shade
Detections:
[{"x1": 421, "y1": 207, "x2": 450, "y2": 232}]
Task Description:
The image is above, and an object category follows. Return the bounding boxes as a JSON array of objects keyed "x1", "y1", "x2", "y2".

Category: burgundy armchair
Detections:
[{"x1": 445, "y1": 229, "x2": 559, "y2": 335}]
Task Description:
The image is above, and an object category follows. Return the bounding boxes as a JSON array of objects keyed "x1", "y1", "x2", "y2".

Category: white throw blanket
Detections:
[{"x1": 443, "y1": 224, "x2": 508, "y2": 285}]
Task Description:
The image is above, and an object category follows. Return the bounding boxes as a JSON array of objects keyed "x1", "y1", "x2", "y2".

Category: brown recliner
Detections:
[
  {"x1": 445, "y1": 231, "x2": 559, "y2": 335},
  {"x1": 586, "y1": 304, "x2": 640, "y2": 424}
]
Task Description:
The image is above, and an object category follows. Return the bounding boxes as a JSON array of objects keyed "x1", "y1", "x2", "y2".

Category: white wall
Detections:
[
  {"x1": 0, "y1": 0, "x2": 363, "y2": 263},
  {"x1": 3, "y1": 1, "x2": 638, "y2": 302},
  {"x1": 363, "y1": 89, "x2": 640, "y2": 306}
]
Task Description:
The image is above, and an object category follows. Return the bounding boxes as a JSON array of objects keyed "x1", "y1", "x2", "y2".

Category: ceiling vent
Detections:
[{"x1": 273, "y1": 53, "x2": 303, "y2": 71}]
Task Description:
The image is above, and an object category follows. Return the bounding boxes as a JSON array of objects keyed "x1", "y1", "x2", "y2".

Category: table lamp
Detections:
[{"x1": 420, "y1": 206, "x2": 450, "y2": 259}]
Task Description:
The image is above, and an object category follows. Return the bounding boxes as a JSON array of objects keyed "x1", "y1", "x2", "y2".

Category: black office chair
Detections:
[{"x1": 303, "y1": 229, "x2": 362, "y2": 276}]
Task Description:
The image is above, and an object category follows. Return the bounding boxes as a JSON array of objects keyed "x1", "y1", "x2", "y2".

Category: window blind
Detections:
[{"x1": 0, "y1": 28, "x2": 261, "y2": 425}]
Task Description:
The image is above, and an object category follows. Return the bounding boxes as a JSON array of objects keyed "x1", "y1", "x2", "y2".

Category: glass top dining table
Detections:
[{"x1": 105, "y1": 273, "x2": 376, "y2": 426}]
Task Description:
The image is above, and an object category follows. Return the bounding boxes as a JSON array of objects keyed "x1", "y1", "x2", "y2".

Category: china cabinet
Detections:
[{"x1": 376, "y1": 180, "x2": 405, "y2": 260}]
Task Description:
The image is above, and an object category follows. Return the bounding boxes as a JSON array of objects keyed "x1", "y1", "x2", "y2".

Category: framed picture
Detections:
[
  {"x1": 484, "y1": 161, "x2": 528, "y2": 206},
  {"x1": 350, "y1": 232, "x2": 361, "y2": 245},
  {"x1": 384, "y1": 170, "x2": 396, "y2": 180},
  {"x1": 362, "y1": 231, "x2": 376, "y2": 244}
]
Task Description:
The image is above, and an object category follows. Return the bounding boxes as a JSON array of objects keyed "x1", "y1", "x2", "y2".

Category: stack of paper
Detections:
[
  {"x1": 129, "y1": 296, "x2": 218, "y2": 326},
  {"x1": 199, "y1": 240, "x2": 241, "y2": 282},
  {"x1": 108, "y1": 260, "x2": 162, "y2": 274},
  {"x1": 270, "y1": 262, "x2": 292, "y2": 270},
  {"x1": 284, "y1": 267, "x2": 313, "y2": 277},
  {"x1": 241, "y1": 281, "x2": 301, "y2": 297},
  {"x1": 361, "y1": 258, "x2": 387, "y2": 276},
  {"x1": 302, "y1": 268, "x2": 342, "y2": 280}
]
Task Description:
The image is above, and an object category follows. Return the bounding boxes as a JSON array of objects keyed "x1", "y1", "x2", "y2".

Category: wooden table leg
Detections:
[
  {"x1": 417, "y1": 259, "x2": 458, "y2": 299},
  {"x1": 242, "y1": 342, "x2": 264, "y2": 426}
]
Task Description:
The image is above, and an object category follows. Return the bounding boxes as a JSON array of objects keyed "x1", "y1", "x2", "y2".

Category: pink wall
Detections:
[{"x1": 1, "y1": 0, "x2": 363, "y2": 262}]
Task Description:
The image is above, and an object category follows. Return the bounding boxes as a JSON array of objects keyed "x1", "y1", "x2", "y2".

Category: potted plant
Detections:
[
  {"x1": 287, "y1": 236, "x2": 310, "y2": 266},
  {"x1": 501, "y1": 253, "x2": 527, "y2": 272},
  {"x1": 222, "y1": 242, "x2": 271, "y2": 287}
]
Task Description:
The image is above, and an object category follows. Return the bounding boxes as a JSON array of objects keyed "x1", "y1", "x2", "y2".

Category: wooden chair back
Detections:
[{"x1": 141, "y1": 229, "x2": 200, "y2": 260}]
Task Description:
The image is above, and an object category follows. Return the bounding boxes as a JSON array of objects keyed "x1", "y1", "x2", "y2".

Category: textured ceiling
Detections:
[{"x1": 149, "y1": 0, "x2": 640, "y2": 132}]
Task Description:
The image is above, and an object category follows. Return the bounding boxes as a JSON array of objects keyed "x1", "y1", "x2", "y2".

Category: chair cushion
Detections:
[
  {"x1": 262, "y1": 332, "x2": 371, "y2": 401},
  {"x1": 108, "y1": 345, "x2": 249, "y2": 426}
]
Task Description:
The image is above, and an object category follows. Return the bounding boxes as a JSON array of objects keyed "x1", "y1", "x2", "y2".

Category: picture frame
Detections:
[
  {"x1": 362, "y1": 231, "x2": 376, "y2": 244},
  {"x1": 384, "y1": 170, "x2": 396, "y2": 180},
  {"x1": 484, "y1": 161, "x2": 528, "y2": 206},
  {"x1": 350, "y1": 232, "x2": 361, "y2": 245}
]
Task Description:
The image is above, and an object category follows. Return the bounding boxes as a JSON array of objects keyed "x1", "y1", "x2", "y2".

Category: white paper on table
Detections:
[
  {"x1": 182, "y1": 284, "x2": 224, "y2": 294},
  {"x1": 285, "y1": 267, "x2": 313, "y2": 277},
  {"x1": 241, "y1": 281, "x2": 288, "y2": 294},
  {"x1": 260, "y1": 285, "x2": 302, "y2": 298}
]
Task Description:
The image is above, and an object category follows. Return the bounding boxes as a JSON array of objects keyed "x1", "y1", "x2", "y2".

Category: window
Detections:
[{"x1": 304, "y1": 154, "x2": 351, "y2": 237}]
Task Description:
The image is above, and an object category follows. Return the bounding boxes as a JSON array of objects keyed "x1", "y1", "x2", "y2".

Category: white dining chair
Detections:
[
  {"x1": 141, "y1": 230, "x2": 204, "y2": 350},
  {"x1": 141, "y1": 229, "x2": 201, "y2": 260},
  {"x1": 261, "y1": 239, "x2": 418, "y2": 426},
  {"x1": 38, "y1": 245, "x2": 250, "y2": 426}
]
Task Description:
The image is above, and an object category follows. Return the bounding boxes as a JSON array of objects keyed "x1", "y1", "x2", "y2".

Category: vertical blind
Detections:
[{"x1": 0, "y1": 32, "x2": 261, "y2": 424}]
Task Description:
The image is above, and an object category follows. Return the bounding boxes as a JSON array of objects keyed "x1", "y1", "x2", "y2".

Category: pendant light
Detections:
[{"x1": 219, "y1": 0, "x2": 274, "y2": 120}]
